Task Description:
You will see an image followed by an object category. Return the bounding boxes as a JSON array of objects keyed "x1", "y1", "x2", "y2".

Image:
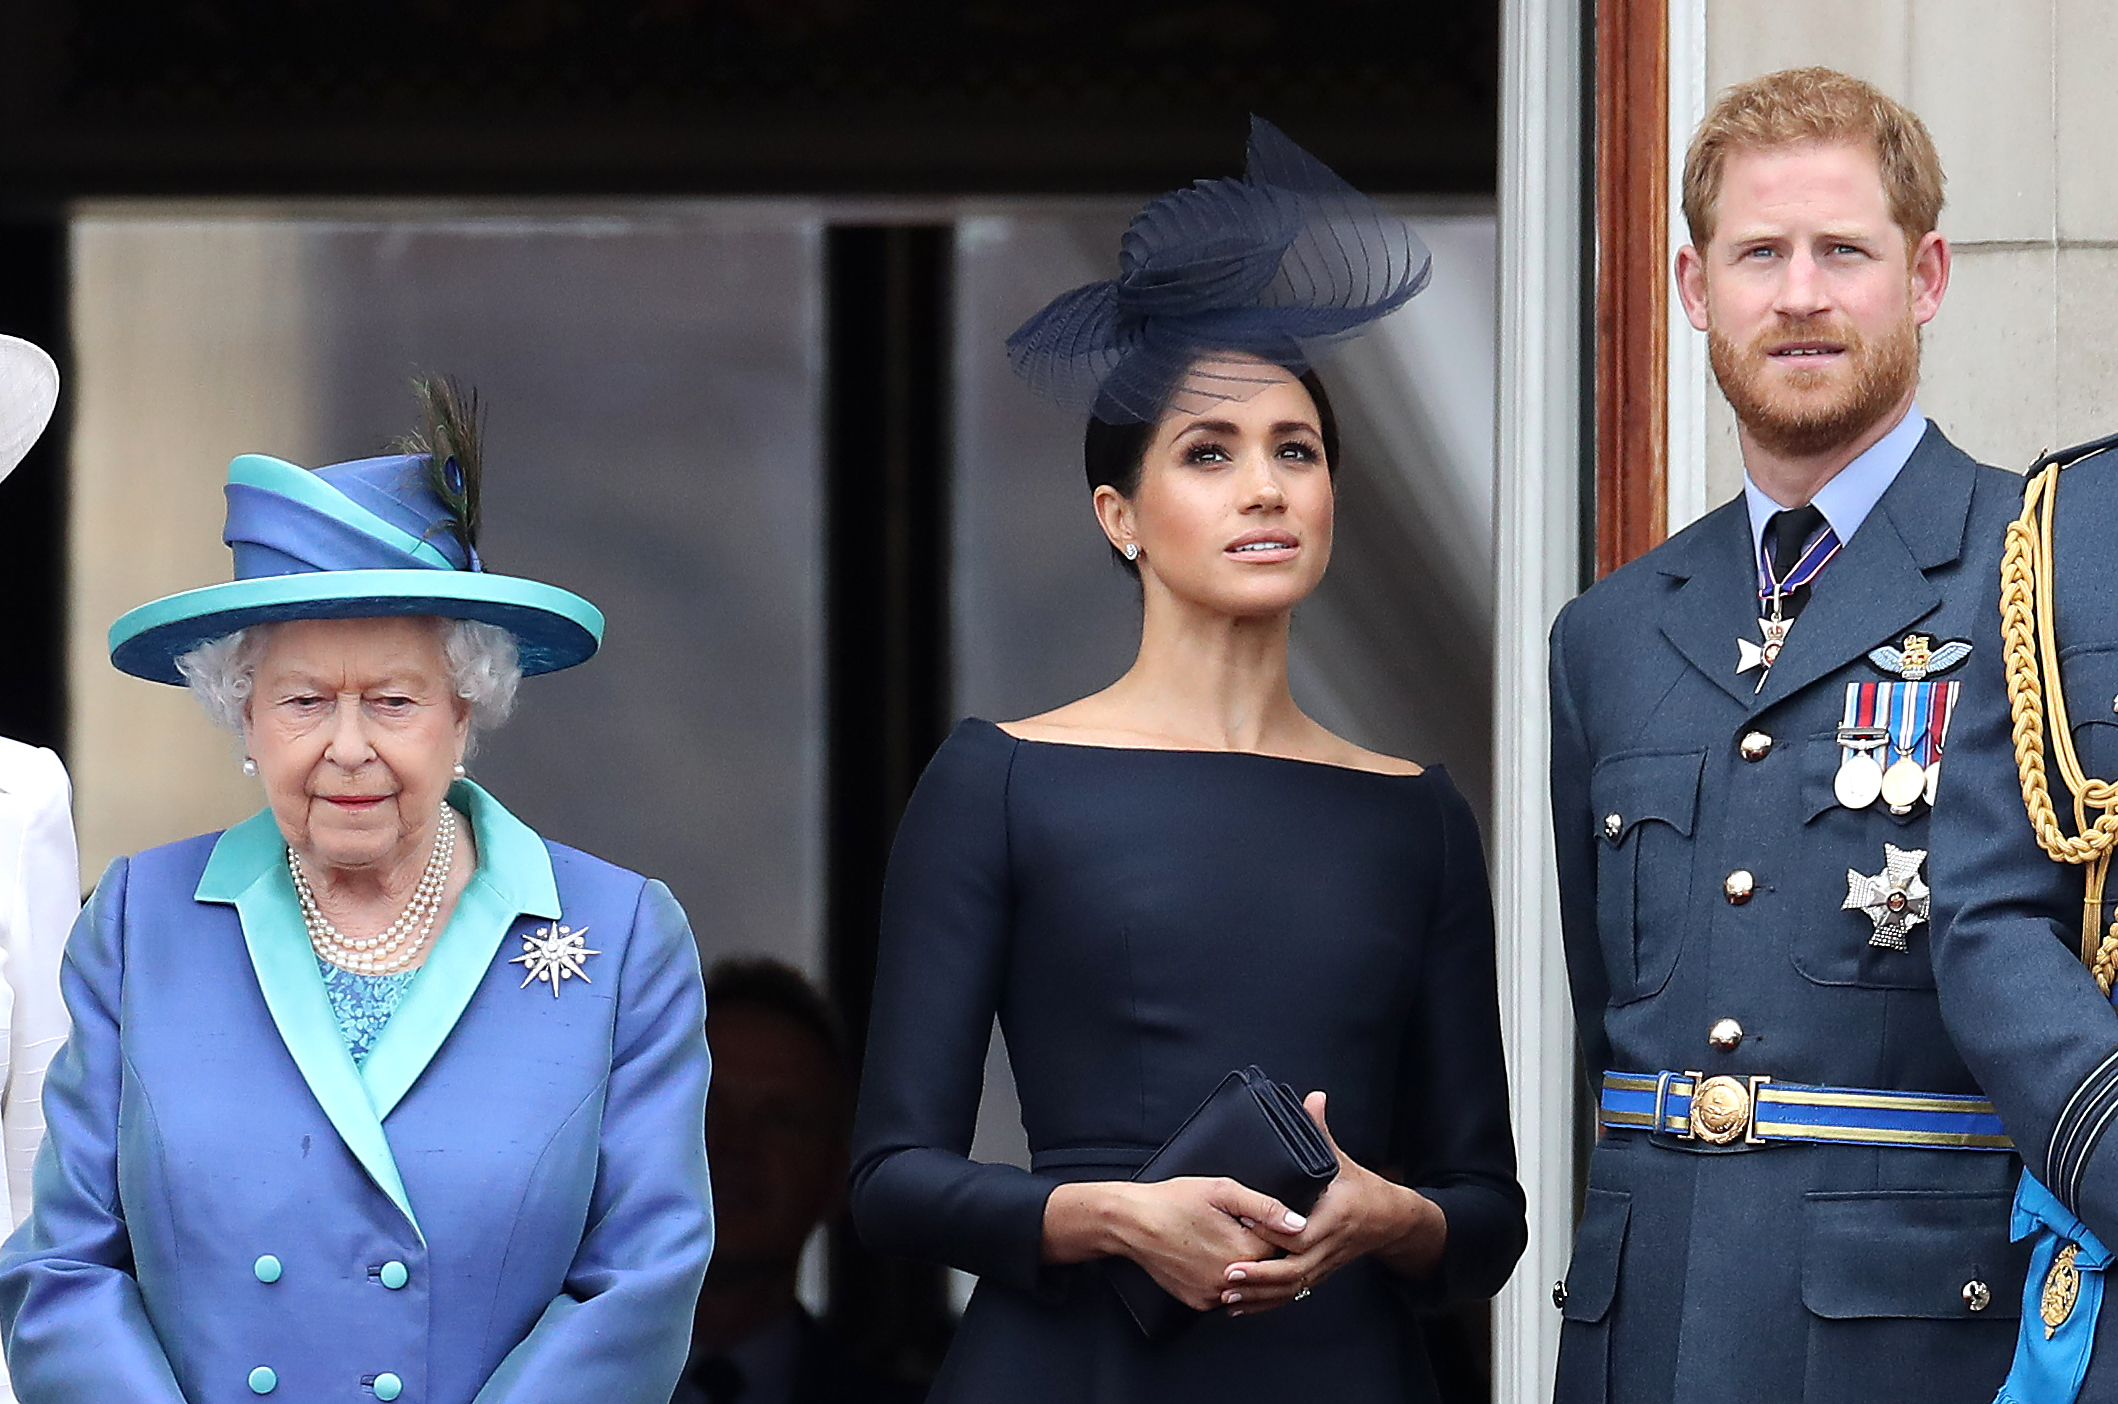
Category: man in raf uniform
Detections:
[
  {"x1": 1551, "y1": 68, "x2": 2030, "y2": 1403},
  {"x1": 1927, "y1": 434, "x2": 2118, "y2": 1404}
]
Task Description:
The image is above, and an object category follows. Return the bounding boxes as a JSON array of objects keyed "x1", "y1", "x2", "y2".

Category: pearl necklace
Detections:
[{"x1": 291, "y1": 805, "x2": 458, "y2": 975}]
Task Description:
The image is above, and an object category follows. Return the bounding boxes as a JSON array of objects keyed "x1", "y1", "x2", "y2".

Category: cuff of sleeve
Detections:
[
  {"x1": 962, "y1": 1173, "x2": 1064, "y2": 1297},
  {"x1": 2050, "y1": 1046, "x2": 2118, "y2": 1216},
  {"x1": 1402, "y1": 1184, "x2": 1528, "y2": 1309}
]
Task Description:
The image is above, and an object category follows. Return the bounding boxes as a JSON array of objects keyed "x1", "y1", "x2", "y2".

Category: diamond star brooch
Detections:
[
  {"x1": 1844, "y1": 845, "x2": 1930, "y2": 952},
  {"x1": 512, "y1": 922, "x2": 600, "y2": 997}
]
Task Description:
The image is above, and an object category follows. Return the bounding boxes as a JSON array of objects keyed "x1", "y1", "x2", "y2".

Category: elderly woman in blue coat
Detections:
[{"x1": 0, "y1": 384, "x2": 713, "y2": 1403}]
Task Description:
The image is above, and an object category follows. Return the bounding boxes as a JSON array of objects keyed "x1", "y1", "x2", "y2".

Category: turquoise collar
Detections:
[{"x1": 196, "y1": 780, "x2": 560, "y2": 1236}]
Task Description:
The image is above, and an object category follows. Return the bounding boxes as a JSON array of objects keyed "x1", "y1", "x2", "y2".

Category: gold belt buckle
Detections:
[{"x1": 1683, "y1": 1073, "x2": 1773, "y2": 1145}]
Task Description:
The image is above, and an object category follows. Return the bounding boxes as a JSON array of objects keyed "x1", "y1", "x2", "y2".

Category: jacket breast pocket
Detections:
[
  {"x1": 1799, "y1": 1190, "x2": 2025, "y2": 1404},
  {"x1": 2061, "y1": 644, "x2": 2118, "y2": 782},
  {"x1": 1792, "y1": 729, "x2": 1938, "y2": 990},
  {"x1": 1589, "y1": 749, "x2": 1704, "y2": 1004}
]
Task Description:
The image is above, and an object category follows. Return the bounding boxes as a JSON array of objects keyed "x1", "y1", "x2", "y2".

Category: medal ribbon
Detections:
[
  {"x1": 1843, "y1": 681, "x2": 1874, "y2": 734},
  {"x1": 1757, "y1": 518, "x2": 1844, "y2": 601},
  {"x1": 1927, "y1": 681, "x2": 1960, "y2": 769},
  {"x1": 1890, "y1": 681, "x2": 1933, "y2": 767}
]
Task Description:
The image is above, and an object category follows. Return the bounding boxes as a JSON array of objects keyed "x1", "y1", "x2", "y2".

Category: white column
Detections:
[
  {"x1": 1493, "y1": 0, "x2": 1584, "y2": 1398},
  {"x1": 1666, "y1": 0, "x2": 1713, "y2": 533}
]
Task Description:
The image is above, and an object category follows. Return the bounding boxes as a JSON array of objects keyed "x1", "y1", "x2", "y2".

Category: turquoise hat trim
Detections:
[
  {"x1": 109, "y1": 569, "x2": 605, "y2": 686},
  {"x1": 227, "y1": 454, "x2": 458, "y2": 571}
]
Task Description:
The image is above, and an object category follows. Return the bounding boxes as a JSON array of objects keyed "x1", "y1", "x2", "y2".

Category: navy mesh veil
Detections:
[{"x1": 1006, "y1": 117, "x2": 1432, "y2": 424}]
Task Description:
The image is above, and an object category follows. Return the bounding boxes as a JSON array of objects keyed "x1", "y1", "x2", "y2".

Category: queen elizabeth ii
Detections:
[{"x1": 0, "y1": 384, "x2": 713, "y2": 1402}]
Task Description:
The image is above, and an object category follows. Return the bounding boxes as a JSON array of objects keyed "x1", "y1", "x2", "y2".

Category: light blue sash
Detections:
[{"x1": 1997, "y1": 1172, "x2": 2111, "y2": 1404}]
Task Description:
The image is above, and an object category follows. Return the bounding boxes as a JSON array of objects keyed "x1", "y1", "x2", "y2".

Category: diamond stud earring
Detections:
[
  {"x1": 1122, "y1": 542, "x2": 1140, "y2": 561},
  {"x1": 241, "y1": 757, "x2": 258, "y2": 778}
]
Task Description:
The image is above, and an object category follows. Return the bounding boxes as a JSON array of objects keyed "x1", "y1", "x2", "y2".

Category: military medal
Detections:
[
  {"x1": 2043, "y1": 1241, "x2": 2082, "y2": 1339},
  {"x1": 1737, "y1": 612, "x2": 1792, "y2": 690},
  {"x1": 1834, "y1": 725, "x2": 1888, "y2": 810},
  {"x1": 1836, "y1": 679, "x2": 1961, "y2": 814},
  {"x1": 511, "y1": 921, "x2": 600, "y2": 997},
  {"x1": 1844, "y1": 844, "x2": 1931, "y2": 951},
  {"x1": 1881, "y1": 678, "x2": 1932, "y2": 814},
  {"x1": 1738, "y1": 519, "x2": 1842, "y2": 691}
]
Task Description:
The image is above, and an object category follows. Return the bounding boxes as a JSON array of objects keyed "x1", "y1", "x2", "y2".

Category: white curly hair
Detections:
[{"x1": 175, "y1": 617, "x2": 521, "y2": 746}]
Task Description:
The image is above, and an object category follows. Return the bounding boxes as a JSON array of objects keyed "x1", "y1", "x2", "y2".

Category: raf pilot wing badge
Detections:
[{"x1": 1868, "y1": 633, "x2": 1973, "y2": 682}]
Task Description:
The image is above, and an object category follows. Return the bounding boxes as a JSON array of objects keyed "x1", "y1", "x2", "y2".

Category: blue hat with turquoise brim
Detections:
[{"x1": 109, "y1": 452, "x2": 603, "y2": 685}]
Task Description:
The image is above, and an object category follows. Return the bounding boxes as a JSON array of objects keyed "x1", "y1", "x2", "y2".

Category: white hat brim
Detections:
[{"x1": 0, "y1": 336, "x2": 60, "y2": 486}]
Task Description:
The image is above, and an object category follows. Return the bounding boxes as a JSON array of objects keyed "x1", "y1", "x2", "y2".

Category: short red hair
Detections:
[{"x1": 1683, "y1": 67, "x2": 1945, "y2": 249}]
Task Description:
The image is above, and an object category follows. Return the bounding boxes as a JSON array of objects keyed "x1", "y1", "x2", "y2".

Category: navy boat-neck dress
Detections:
[{"x1": 850, "y1": 719, "x2": 1526, "y2": 1402}]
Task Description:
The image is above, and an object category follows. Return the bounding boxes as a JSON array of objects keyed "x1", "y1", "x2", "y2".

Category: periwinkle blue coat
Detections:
[{"x1": 0, "y1": 783, "x2": 713, "y2": 1403}]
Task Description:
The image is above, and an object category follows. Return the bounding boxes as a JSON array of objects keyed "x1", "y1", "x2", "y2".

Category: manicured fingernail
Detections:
[
  {"x1": 1227, "y1": 1268, "x2": 1247, "y2": 1282},
  {"x1": 1223, "y1": 1291, "x2": 1242, "y2": 1304},
  {"x1": 1284, "y1": 1212, "x2": 1307, "y2": 1230}
]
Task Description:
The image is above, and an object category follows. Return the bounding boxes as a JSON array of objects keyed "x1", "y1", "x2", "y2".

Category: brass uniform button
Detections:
[
  {"x1": 1708, "y1": 1018, "x2": 1744, "y2": 1051},
  {"x1": 1603, "y1": 813, "x2": 1623, "y2": 841},
  {"x1": 1552, "y1": 1279, "x2": 1568, "y2": 1310},
  {"x1": 1724, "y1": 870, "x2": 1756, "y2": 905},
  {"x1": 1963, "y1": 1279, "x2": 1991, "y2": 1312},
  {"x1": 1740, "y1": 731, "x2": 1774, "y2": 762}
]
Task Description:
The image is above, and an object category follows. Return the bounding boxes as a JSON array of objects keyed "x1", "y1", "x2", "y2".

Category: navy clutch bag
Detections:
[{"x1": 1106, "y1": 1066, "x2": 1340, "y2": 1340}]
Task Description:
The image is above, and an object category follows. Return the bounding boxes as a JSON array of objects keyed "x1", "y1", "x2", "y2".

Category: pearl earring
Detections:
[
  {"x1": 1122, "y1": 542, "x2": 1140, "y2": 561},
  {"x1": 452, "y1": 762, "x2": 466, "y2": 779},
  {"x1": 241, "y1": 757, "x2": 258, "y2": 778}
]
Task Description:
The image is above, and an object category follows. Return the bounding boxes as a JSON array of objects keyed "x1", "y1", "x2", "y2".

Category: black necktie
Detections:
[
  {"x1": 690, "y1": 1356, "x2": 745, "y2": 1404},
  {"x1": 1762, "y1": 504, "x2": 1830, "y2": 622}
]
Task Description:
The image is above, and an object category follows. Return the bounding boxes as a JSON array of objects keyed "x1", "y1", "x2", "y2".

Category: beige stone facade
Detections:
[{"x1": 1701, "y1": 0, "x2": 2118, "y2": 498}]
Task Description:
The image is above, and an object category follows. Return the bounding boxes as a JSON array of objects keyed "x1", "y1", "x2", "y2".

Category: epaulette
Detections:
[{"x1": 2029, "y1": 430, "x2": 2118, "y2": 475}]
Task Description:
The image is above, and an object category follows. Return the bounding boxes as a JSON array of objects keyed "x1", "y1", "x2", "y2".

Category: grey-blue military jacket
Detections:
[
  {"x1": 1929, "y1": 439, "x2": 2118, "y2": 1396},
  {"x1": 1549, "y1": 424, "x2": 2030, "y2": 1404}
]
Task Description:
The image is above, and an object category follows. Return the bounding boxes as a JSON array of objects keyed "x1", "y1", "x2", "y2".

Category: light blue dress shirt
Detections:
[{"x1": 1743, "y1": 404, "x2": 1930, "y2": 565}]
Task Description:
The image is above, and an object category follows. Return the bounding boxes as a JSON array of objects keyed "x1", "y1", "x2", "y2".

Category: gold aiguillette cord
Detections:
[{"x1": 2002, "y1": 462, "x2": 2118, "y2": 989}]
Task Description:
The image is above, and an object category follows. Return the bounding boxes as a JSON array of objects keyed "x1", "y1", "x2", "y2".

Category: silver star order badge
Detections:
[
  {"x1": 511, "y1": 922, "x2": 599, "y2": 997},
  {"x1": 1737, "y1": 616, "x2": 1793, "y2": 693},
  {"x1": 1844, "y1": 845, "x2": 1930, "y2": 951}
]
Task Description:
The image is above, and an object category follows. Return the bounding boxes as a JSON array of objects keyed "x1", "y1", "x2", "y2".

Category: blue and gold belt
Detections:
[{"x1": 1600, "y1": 1070, "x2": 2014, "y2": 1150}]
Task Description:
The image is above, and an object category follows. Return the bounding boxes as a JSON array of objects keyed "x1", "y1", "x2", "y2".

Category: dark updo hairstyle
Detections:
[{"x1": 1084, "y1": 367, "x2": 1340, "y2": 577}]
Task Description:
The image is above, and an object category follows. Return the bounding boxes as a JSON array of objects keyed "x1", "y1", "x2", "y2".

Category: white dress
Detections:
[{"x1": 0, "y1": 738, "x2": 77, "y2": 1404}]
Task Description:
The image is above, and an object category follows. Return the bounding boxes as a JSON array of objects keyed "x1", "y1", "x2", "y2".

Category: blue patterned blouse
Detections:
[{"x1": 316, "y1": 958, "x2": 419, "y2": 1067}]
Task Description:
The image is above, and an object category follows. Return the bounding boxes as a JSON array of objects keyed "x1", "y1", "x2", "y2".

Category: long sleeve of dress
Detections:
[
  {"x1": 0, "y1": 859, "x2": 189, "y2": 1402},
  {"x1": 472, "y1": 879, "x2": 714, "y2": 1404},
  {"x1": 849, "y1": 726, "x2": 1057, "y2": 1292},
  {"x1": 1397, "y1": 782, "x2": 1527, "y2": 1305}
]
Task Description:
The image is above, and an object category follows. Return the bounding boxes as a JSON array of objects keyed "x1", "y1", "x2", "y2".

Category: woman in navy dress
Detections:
[{"x1": 849, "y1": 121, "x2": 1525, "y2": 1402}]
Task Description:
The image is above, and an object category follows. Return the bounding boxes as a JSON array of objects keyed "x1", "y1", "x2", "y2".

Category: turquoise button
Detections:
[
  {"x1": 379, "y1": 1260, "x2": 409, "y2": 1290},
  {"x1": 248, "y1": 1365, "x2": 277, "y2": 1394},
  {"x1": 374, "y1": 1372, "x2": 403, "y2": 1401},
  {"x1": 252, "y1": 1255, "x2": 282, "y2": 1284}
]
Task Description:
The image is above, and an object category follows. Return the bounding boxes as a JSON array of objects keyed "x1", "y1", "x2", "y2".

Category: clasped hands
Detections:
[{"x1": 1042, "y1": 1091, "x2": 1447, "y2": 1317}]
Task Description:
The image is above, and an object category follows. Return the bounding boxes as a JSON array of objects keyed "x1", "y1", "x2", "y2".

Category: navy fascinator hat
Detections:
[{"x1": 1006, "y1": 117, "x2": 1432, "y2": 425}]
